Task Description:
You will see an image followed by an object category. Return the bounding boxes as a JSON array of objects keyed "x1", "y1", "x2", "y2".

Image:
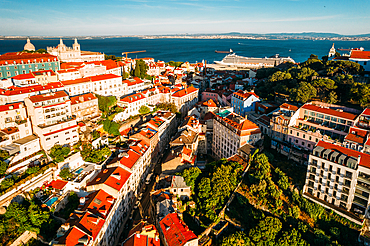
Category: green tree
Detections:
[
  {"x1": 92, "y1": 130, "x2": 100, "y2": 140},
  {"x1": 312, "y1": 78, "x2": 337, "y2": 101},
  {"x1": 0, "y1": 149, "x2": 9, "y2": 160},
  {"x1": 27, "y1": 201, "x2": 50, "y2": 233},
  {"x1": 139, "y1": 105, "x2": 150, "y2": 115},
  {"x1": 314, "y1": 228, "x2": 331, "y2": 246},
  {"x1": 298, "y1": 221, "x2": 308, "y2": 233},
  {"x1": 181, "y1": 167, "x2": 201, "y2": 189},
  {"x1": 157, "y1": 102, "x2": 178, "y2": 113},
  {"x1": 221, "y1": 231, "x2": 254, "y2": 246},
  {"x1": 97, "y1": 95, "x2": 117, "y2": 114},
  {"x1": 268, "y1": 71, "x2": 292, "y2": 82},
  {"x1": 103, "y1": 119, "x2": 121, "y2": 136},
  {"x1": 0, "y1": 177, "x2": 14, "y2": 189},
  {"x1": 277, "y1": 229, "x2": 308, "y2": 246},
  {"x1": 59, "y1": 168, "x2": 74, "y2": 180},
  {"x1": 249, "y1": 216, "x2": 282, "y2": 245},
  {"x1": 290, "y1": 82, "x2": 317, "y2": 103},
  {"x1": 350, "y1": 83, "x2": 370, "y2": 107},
  {"x1": 0, "y1": 160, "x2": 8, "y2": 175},
  {"x1": 327, "y1": 91, "x2": 338, "y2": 104},
  {"x1": 49, "y1": 145, "x2": 70, "y2": 163}
]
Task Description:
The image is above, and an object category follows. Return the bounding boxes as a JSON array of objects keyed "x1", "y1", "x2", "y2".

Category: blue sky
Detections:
[{"x1": 0, "y1": 0, "x2": 369, "y2": 36}]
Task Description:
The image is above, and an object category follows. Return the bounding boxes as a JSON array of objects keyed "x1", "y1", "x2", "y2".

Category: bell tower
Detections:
[{"x1": 73, "y1": 38, "x2": 80, "y2": 51}]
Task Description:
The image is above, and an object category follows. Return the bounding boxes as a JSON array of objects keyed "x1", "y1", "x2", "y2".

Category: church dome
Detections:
[{"x1": 24, "y1": 38, "x2": 35, "y2": 51}]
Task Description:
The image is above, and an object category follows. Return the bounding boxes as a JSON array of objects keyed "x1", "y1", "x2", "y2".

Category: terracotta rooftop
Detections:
[
  {"x1": 78, "y1": 189, "x2": 115, "y2": 219},
  {"x1": 316, "y1": 141, "x2": 370, "y2": 169},
  {"x1": 29, "y1": 90, "x2": 69, "y2": 103},
  {"x1": 302, "y1": 104, "x2": 358, "y2": 121},
  {"x1": 88, "y1": 166, "x2": 131, "y2": 192},
  {"x1": 159, "y1": 213, "x2": 197, "y2": 246},
  {"x1": 0, "y1": 82, "x2": 64, "y2": 96},
  {"x1": 70, "y1": 93, "x2": 97, "y2": 105},
  {"x1": 0, "y1": 102, "x2": 23, "y2": 112},
  {"x1": 350, "y1": 50, "x2": 370, "y2": 60},
  {"x1": 0, "y1": 52, "x2": 58, "y2": 66}
]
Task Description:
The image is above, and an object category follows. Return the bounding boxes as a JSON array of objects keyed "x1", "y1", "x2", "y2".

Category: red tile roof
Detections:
[
  {"x1": 0, "y1": 52, "x2": 58, "y2": 65},
  {"x1": 123, "y1": 233, "x2": 160, "y2": 246},
  {"x1": 79, "y1": 190, "x2": 115, "y2": 219},
  {"x1": 148, "y1": 116, "x2": 165, "y2": 128},
  {"x1": 123, "y1": 77, "x2": 145, "y2": 87},
  {"x1": 88, "y1": 166, "x2": 131, "y2": 192},
  {"x1": 47, "y1": 179, "x2": 68, "y2": 190},
  {"x1": 280, "y1": 103, "x2": 298, "y2": 111},
  {"x1": 0, "y1": 82, "x2": 64, "y2": 96},
  {"x1": 119, "y1": 149, "x2": 141, "y2": 169},
  {"x1": 12, "y1": 73, "x2": 35, "y2": 80},
  {"x1": 233, "y1": 90, "x2": 259, "y2": 100},
  {"x1": 345, "y1": 127, "x2": 368, "y2": 144},
  {"x1": 65, "y1": 211, "x2": 105, "y2": 246},
  {"x1": 361, "y1": 108, "x2": 370, "y2": 117},
  {"x1": 302, "y1": 104, "x2": 358, "y2": 120},
  {"x1": 29, "y1": 90, "x2": 69, "y2": 103},
  {"x1": 159, "y1": 213, "x2": 197, "y2": 246},
  {"x1": 350, "y1": 50, "x2": 370, "y2": 60},
  {"x1": 171, "y1": 86, "x2": 198, "y2": 97},
  {"x1": 316, "y1": 141, "x2": 370, "y2": 169},
  {"x1": 201, "y1": 99, "x2": 217, "y2": 108},
  {"x1": 70, "y1": 93, "x2": 97, "y2": 105},
  {"x1": 0, "y1": 102, "x2": 22, "y2": 112},
  {"x1": 121, "y1": 93, "x2": 146, "y2": 103},
  {"x1": 62, "y1": 74, "x2": 121, "y2": 86}
]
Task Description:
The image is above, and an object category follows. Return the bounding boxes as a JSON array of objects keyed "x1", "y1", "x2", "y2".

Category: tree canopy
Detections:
[
  {"x1": 49, "y1": 145, "x2": 71, "y2": 163},
  {"x1": 139, "y1": 105, "x2": 150, "y2": 115},
  {"x1": 254, "y1": 54, "x2": 366, "y2": 106}
]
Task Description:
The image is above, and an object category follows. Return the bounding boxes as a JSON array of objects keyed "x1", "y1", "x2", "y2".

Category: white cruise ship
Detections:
[{"x1": 214, "y1": 53, "x2": 295, "y2": 68}]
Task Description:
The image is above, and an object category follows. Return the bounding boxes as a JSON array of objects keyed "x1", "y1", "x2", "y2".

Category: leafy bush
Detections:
[
  {"x1": 49, "y1": 145, "x2": 71, "y2": 163},
  {"x1": 59, "y1": 168, "x2": 74, "y2": 180}
]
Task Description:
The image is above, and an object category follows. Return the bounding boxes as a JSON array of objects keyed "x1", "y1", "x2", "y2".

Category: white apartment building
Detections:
[
  {"x1": 62, "y1": 74, "x2": 126, "y2": 97},
  {"x1": 56, "y1": 68, "x2": 81, "y2": 81},
  {"x1": 0, "y1": 82, "x2": 65, "y2": 105},
  {"x1": 147, "y1": 111, "x2": 176, "y2": 152},
  {"x1": 24, "y1": 91, "x2": 79, "y2": 150},
  {"x1": 0, "y1": 102, "x2": 40, "y2": 163},
  {"x1": 171, "y1": 86, "x2": 199, "y2": 116},
  {"x1": 287, "y1": 102, "x2": 359, "y2": 151},
  {"x1": 303, "y1": 141, "x2": 370, "y2": 224},
  {"x1": 123, "y1": 77, "x2": 152, "y2": 95},
  {"x1": 70, "y1": 93, "x2": 100, "y2": 121},
  {"x1": 213, "y1": 110, "x2": 262, "y2": 159}
]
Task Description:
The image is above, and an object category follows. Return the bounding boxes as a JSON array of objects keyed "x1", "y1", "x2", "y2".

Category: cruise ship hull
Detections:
[{"x1": 214, "y1": 53, "x2": 295, "y2": 68}]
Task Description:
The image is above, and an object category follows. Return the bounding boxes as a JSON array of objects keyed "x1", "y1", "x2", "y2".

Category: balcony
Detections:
[
  {"x1": 353, "y1": 196, "x2": 368, "y2": 208},
  {"x1": 38, "y1": 115, "x2": 76, "y2": 128},
  {"x1": 357, "y1": 183, "x2": 370, "y2": 192},
  {"x1": 358, "y1": 175, "x2": 370, "y2": 185}
]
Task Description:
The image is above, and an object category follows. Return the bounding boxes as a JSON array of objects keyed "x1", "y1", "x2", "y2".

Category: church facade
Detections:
[{"x1": 47, "y1": 38, "x2": 104, "y2": 62}]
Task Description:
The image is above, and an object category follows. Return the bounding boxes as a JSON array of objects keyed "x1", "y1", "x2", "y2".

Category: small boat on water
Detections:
[{"x1": 215, "y1": 49, "x2": 233, "y2": 54}]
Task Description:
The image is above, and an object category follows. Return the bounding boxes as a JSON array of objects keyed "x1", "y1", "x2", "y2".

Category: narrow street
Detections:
[{"x1": 116, "y1": 148, "x2": 167, "y2": 245}]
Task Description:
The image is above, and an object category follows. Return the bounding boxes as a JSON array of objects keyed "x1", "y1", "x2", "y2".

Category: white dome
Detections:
[{"x1": 24, "y1": 38, "x2": 35, "y2": 51}]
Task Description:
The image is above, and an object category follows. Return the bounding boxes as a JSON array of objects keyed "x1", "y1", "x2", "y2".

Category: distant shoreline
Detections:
[{"x1": 1, "y1": 34, "x2": 370, "y2": 42}]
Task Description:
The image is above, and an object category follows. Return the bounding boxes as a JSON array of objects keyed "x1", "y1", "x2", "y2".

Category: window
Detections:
[
  {"x1": 46, "y1": 137, "x2": 51, "y2": 141},
  {"x1": 336, "y1": 176, "x2": 339, "y2": 182},
  {"x1": 337, "y1": 168, "x2": 341, "y2": 175},
  {"x1": 54, "y1": 135, "x2": 58, "y2": 138}
]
